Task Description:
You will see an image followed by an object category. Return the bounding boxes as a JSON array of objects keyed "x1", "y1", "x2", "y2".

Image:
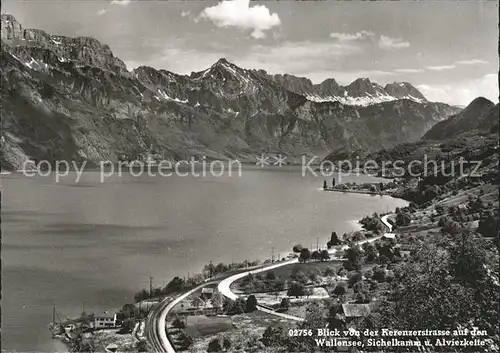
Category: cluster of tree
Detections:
[
  {"x1": 343, "y1": 245, "x2": 363, "y2": 271},
  {"x1": 116, "y1": 303, "x2": 139, "y2": 328},
  {"x1": 311, "y1": 249, "x2": 330, "y2": 262},
  {"x1": 202, "y1": 260, "x2": 260, "y2": 279},
  {"x1": 176, "y1": 332, "x2": 193, "y2": 351},
  {"x1": 207, "y1": 336, "x2": 231, "y2": 352},
  {"x1": 369, "y1": 231, "x2": 499, "y2": 345},
  {"x1": 222, "y1": 295, "x2": 258, "y2": 315},
  {"x1": 438, "y1": 216, "x2": 462, "y2": 235},
  {"x1": 261, "y1": 297, "x2": 380, "y2": 351},
  {"x1": 342, "y1": 239, "x2": 400, "y2": 273},
  {"x1": 478, "y1": 211, "x2": 500, "y2": 251},
  {"x1": 136, "y1": 340, "x2": 150, "y2": 352},
  {"x1": 291, "y1": 267, "x2": 321, "y2": 286},
  {"x1": 395, "y1": 211, "x2": 411, "y2": 227},
  {"x1": 210, "y1": 290, "x2": 225, "y2": 314},
  {"x1": 360, "y1": 213, "x2": 385, "y2": 234},
  {"x1": 292, "y1": 244, "x2": 303, "y2": 253},
  {"x1": 134, "y1": 257, "x2": 266, "y2": 303},
  {"x1": 298, "y1": 248, "x2": 311, "y2": 263},
  {"x1": 240, "y1": 271, "x2": 286, "y2": 295},
  {"x1": 68, "y1": 335, "x2": 95, "y2": 353},
  {"x1": 287, "y1": 281, "x2": 312, "y2": 298},
  {"x1": 133, "y1": 276, "x2": 186, "y2": 303}
]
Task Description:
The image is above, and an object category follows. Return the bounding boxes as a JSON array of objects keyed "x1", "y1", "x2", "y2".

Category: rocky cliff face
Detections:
[{"x1": 0, "y1": 14, "x2": 461, "y2": 169}]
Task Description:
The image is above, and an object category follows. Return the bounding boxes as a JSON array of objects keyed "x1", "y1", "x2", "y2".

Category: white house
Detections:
[{"x1": 94, "y1": 312, "x2": 117, "y2": 329}]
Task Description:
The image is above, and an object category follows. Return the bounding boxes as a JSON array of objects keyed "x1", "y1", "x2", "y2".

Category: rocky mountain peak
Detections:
[
  {"x1": 384, "y1": 82, "x2": 426, "y2": 101},
  {"x1": 455, "y1": 97, "x2": 494, "y2": 122},
  {"x1": 1, "y1": 14, "x2": 126, "y2": 73},
  {"x1": 271, "y1": 73, "x2": 314, "y2": 95},
  {"x1": 347, "y1": 77, "x2": 386, "y2": 97},
  {"x1": 466, "y1": 96, "x2": 495, "y2": 110},
  {"x1": 315, "y1": 78, "x2": 341, "y2": 96},
  {"x1": 1, "y1": 13, "x2": 25, "y2": 40},
  {"x1": 214, "y1": 57, "x2": 230, "y2": 66}
]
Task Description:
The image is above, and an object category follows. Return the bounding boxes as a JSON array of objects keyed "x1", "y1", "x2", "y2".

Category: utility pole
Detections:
[
  {"x1": 317, "y1": 237, "x2": 319, "y2": 251},
  {"x1": 82, "y1": 301, "x2": 85, "y2": 315},
  {"x1": 271, "y1": 247, "x2": 275, "y2": 263},
  {"x1": 149, "y1": 276, "x2": 153, "y2": 298}
]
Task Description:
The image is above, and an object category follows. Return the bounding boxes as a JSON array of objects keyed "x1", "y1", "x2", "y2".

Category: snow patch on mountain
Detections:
[
  {"x1": 156, "y1": 89, "x2": 188, "y2": 103},
  {"x1": 306, "y1": 93, "x2": 426, "y2": 106}
]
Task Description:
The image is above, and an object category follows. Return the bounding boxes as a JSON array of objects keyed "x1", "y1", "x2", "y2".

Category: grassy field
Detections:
[
  {"x1": 268, "y1": 260, "x2": 343, "y2": 278},
  {"x1": 183, "y1": 315, "x2": 234, "y2": 339},
  {"x1": 179, "y1": 311, "x2": 291, "y2": 353},
  {"x1": 232, "y1": 260, "x2": 344, "y2": 291}
]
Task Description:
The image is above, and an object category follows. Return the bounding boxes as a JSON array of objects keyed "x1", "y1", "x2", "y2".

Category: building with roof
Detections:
[
  {"x1": 341, "y1": 304, "x2": 371, "y2": 319},
  {"x1": 94, "y1": 312, "x2": 117, "y2": 329},
  {"x1": 201, "y1": 287, "x2": 214, "y2": 299}
]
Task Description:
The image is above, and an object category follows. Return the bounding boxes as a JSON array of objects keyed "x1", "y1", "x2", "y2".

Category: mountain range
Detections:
[{"x1": 0, "y1": 14, "x2": 462, "y2": 169}]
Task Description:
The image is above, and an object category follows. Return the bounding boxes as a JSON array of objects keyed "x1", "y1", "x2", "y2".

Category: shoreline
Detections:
[
  {"x1": 47, "y1": 183, "x2": 407, "y2": 352},
  {"x1": 146, "y1": 191, "x2": 406, "y2": 352}
]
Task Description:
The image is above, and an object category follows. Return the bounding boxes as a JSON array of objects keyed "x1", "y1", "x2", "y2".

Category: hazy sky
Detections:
[{"x1": 2, "y1": 0, "x2": 498, "y2": 105}]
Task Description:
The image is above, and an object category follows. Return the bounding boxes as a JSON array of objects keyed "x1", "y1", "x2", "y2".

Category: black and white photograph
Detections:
[{"x1": 1, "y1": 0, "x2": 498, "y2": 352}]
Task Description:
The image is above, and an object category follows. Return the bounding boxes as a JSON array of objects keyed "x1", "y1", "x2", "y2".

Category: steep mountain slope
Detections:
[
  {"x1": 353, "y1": 97, "x2": 499, "y2": 182},
  {"x1": 264, "y1": 72, "x2": 428, "y2": 106},
  {"x1": 0, "y1": 14, "x2": 460, "y2": 169},
  {"x1": 423, "y1": 97, "x2": 499, "y2": 140}
]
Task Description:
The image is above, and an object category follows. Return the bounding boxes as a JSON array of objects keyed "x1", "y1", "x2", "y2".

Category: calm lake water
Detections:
[{"x1": 1, "y1": 167, "x2": 407, "y2": 352}]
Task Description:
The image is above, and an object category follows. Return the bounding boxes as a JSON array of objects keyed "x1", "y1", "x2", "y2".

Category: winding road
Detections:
[
  {"x1": 146, "y1": 282, "x2": 216, "y2": 353},
  {"x1": 148, "y1": 215, "x2": 394, "y2": 352},
  {"x1": 218, "y1": 214, "x2": 394, "y2": 320}
]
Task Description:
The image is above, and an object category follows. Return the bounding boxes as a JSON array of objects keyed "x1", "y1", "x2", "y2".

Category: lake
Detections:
[{"x1": 1, "y1": 166, "x2": 408, "y2": 351}]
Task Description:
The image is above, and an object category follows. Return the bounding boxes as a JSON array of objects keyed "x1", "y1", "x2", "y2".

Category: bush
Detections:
[
  {"x1": 333, "y1": 283, "x2": 346, "y2": 297},
  {"x1": 246, "y1": 295, "x2": 258, "y2": 313},
  {"x1": 207, "y1": 338, "x2": 222, "y2": 352},
  {"x1": 292, "y1": 244, "x2": 303, "y2": 253},
  {"x1": 352, "y1": 281, "x2": 365, "y2": 294},
  {"x1": 262, "y1": 326, "x2": 283, "y2": 347},
  {"x1": 265, "y1": 271, "x2": 276, "y2": 281},
  {"x1": 396, "y1": 212, "x2": 411, "y2": 227},
  {"x1": 225, "y1": 298, "x2": 245, "y2": 315},
  {"x1": 172, "y1": 317, "x2": 185, "y2": 329},
  {"x1": 287, "y1": 282, "x2": 305, "y2": 298},
  {"x1": 136, "y1": 340, "x2": 150, "y2": 352},
  {"x1": 119, "y1": 318, "x2": 135, "y2": 334},
  {"x1": 319, "y1": 249, "x2": 330, "y2": 261},
  {"x1": 347, "y1": 271, "x2": 363, "y2": 287},
  {"x1": 299, "y1": 248, "x2": 311, "y2": 263},
  {"x1": 280, "y1": 298, "x2": 291, "y2": 310},
  {"x1": 373, "y1": 267, "x2": 386, "y2": 282},
  {"x1": 177, "y1": 332, "x2": 193, "y2": 350}
]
